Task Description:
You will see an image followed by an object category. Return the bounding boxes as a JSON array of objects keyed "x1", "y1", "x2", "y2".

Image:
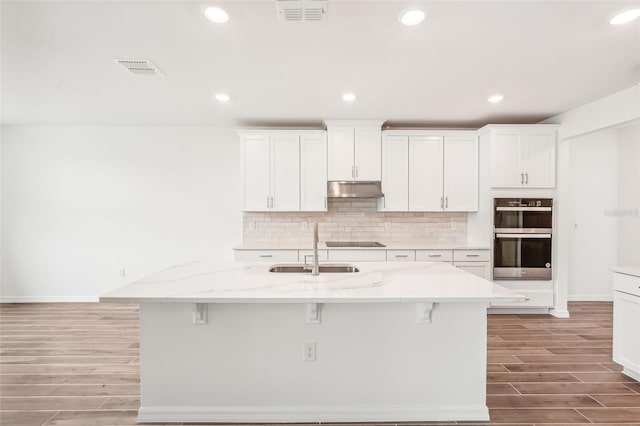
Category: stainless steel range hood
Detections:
[{"x1": 327, "y1": 181, "x2": 384, "y2": 198}]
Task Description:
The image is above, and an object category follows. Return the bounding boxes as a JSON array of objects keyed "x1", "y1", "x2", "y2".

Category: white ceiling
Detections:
[{"x1": 1, "y1": 0, "x2": 639, "y2": 127}]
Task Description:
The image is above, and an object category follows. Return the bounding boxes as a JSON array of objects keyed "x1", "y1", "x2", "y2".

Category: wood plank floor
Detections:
[{"x1": 1, "y1": 301, "x2": 638, "y2": 426}]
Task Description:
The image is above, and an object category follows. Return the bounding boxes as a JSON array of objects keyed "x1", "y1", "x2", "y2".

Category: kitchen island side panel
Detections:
[{"x1": 138, "y1": 301, "x2": 488, "y2": 422}]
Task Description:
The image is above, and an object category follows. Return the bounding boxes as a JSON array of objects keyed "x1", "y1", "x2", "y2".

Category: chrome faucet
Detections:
[{"x1": 311, "y1": 222, "x2": 319, "y2": 276}]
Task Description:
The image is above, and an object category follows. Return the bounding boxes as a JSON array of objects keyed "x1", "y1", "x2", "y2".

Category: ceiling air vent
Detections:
[
  {"x1": 276, "y1": 0, "x2": 327, "y2": 23},
  {"x1": 115, "y1": 59, "x2": 165, "y2": 76}
]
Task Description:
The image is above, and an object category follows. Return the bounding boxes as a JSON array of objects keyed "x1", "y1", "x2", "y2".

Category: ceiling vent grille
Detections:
[
  {"x1": 276, "y1": 0, "x2": 327, "y2": 23},
  {"x1": 115, "y1": 59, "x2": 165, "y2": 76}
]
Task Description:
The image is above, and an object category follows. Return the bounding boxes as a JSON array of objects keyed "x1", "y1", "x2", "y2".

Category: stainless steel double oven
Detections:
[{"x1": 493, "y1": 198, "x2": 553, "y2": 280}]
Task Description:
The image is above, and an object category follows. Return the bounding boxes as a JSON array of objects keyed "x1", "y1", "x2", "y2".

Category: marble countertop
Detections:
[
  {"x1": 611, "y1": 266, "x2": 640, "y2": 278},
  {"x1": 233, "y1": 242, "x2": 490, "y2": 250},
  {"x1": 100, "y1": 261, "x2": 520, "y2": 304}
]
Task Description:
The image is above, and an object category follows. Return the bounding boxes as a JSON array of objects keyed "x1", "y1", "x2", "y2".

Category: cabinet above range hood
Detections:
[{"x1": 327, "y1": 181, "x2": 384, "y2": 199}]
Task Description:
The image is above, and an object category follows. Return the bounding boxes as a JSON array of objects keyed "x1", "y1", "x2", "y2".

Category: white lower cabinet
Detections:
[
  {"x1": 613, "y1": 272, "x2": 640, "y2": 381},
  {"x1": 490, "y1": 281, "x2": 554, "y2": 308},
  {"x1": 415, "y1": 250, "x2": 453, "y2": 263},
  {"x1": 452, "y1": 249, "x2": 490, "y2": 279},
  {"x1": 234, "y1": 250, "x2": 299, "y2": 262},
  {"x1": 454, "y1": 261, "x2": 490, "y2": 279},
  {"x1": 387, "y1": 250, "x2": 416, "y2": 262},
  {"x1": 327, "y1": 250, "x2": 387, "y2": 262}
]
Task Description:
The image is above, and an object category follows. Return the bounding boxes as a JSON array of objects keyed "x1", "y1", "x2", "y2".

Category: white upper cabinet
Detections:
[
  {"x1": 240, "y1": 130, "x2": 327, "y2": 212},
  {"x1": 409, "y1": 136, "x2": 444, "y2": 211},
  {"x1": 241, "y1": 134, "x2": 272, "y2": 211},
  {"x1": 381, "y1": 131, "x2": 478, "y2": 212},
  {"x1": 300, "y1": 132, "x2": 328, "y2": 211},
  {"x1": 443, "y1": 136, "x2": 478, "y2": 211},
  {"x1": 325, "y1": 120, "x2": 384, "y2": 181},
  {"x1": 486, "y1": 125, "x2": 557, "y2": 188},
  {"x1": 380, "y1": 135, "x2": 409, "y2": 211},
  {"x1": 270, "y1": 134, "x2": 300, "y2": 211}
]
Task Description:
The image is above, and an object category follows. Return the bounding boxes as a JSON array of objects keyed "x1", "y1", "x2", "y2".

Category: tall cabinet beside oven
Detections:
[{"x1": 612, "y1": 268, "x2": 640, "y2": 381}]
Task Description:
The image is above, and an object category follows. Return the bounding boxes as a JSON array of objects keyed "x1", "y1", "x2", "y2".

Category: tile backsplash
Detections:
[{"x1": 243, "y1": 199, "x2": 467, "y2": 245}]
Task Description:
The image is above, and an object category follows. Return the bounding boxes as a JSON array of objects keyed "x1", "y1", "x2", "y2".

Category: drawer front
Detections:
[
  {"x1": 454, "y1": 249, "x2": 490, "y2": 262},
  {"x1": 415, "y1": 250, "x2": 453, "y2": 262},
  {"x1": 613, "y1": 272, "x2": 640, "y2": 297},
  {"x1": 490, "y1": 289, "x2": 554, "y2": 308},
  {"x1": 298, "y1": 250, "x2": 328, "y2": 262},
  {"x1": 234, "y1": 250, "x2": 299, "y2": 262},
  {"x1": 387, "y1": 250, "x2": 416, "y2": 262},
  {"x1": 327, "y1": 250, "x2": 387, "y2": 262},
  {"x1": 454, "y1": 261, "x2": 490, "y2": 279}
]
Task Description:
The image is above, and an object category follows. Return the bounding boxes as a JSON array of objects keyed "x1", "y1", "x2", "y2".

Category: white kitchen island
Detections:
[{"x1": 101, "y1": 261, "x2": 520, "y2": 424}]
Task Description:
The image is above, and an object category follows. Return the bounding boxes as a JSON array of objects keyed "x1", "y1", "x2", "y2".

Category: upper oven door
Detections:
[{"x1": 494, "y1": 206, "x2": 552, "y2": 232}]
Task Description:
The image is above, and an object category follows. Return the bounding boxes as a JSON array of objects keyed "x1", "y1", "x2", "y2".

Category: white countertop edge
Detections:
[
  {"x1": 233, "y1": 243, "x2": 490, "y2": 251},
  {"x1": 611, "y1": 266, "x2": 640, "y2": 278}
]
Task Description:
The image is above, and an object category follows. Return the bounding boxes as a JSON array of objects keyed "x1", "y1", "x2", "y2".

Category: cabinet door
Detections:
[
  {"x1": 443, "y1": 136, "x2": 478, "y2": 211},
  {"x1": 300, "y1": 133, "x2": 328, "y2": 211},
  {"x1": 327, "y1": 127, "x2": 355, "y2": 181},
  {"x1": 454, "y1": 262, "x2": 490, "y2": 279},
  {"x1": 523, "y1": 131, "x2": 556, "y2": 188},
  {"x1": 613, "y1": 291, "x2": 640, "y2": 374},
  {"x1": 270, "y1": 134, "x2": 300, "y2": 211},
  {"x1": 381, "y1": 135, "x2": 409, "y2": 211},
  {"x1": 490, "y1": 132, "x2": 524, "y2": 188},
  {"x1": 242, "y1": 135, "x2": 271, "y2": 211},
  {"x1": 354, "y1": 127, "x2": 382, "y2": 181},
  {"x1": 409, "y1": 136, "x2": 444, "y2": 211}
]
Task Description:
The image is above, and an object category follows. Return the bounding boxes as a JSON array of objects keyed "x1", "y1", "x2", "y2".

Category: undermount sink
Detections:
[{"x1": 268, "y1": 263, "x2": 360, "y2": 273}]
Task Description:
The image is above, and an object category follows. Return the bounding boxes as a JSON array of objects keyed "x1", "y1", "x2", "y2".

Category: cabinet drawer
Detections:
[
  {"x1": 613, "y1": 273, "x2": 640, "y2": 297},
  {"x1": 234, "y1": 250, "x2": 299, "y2": 262},
  {"x1": 490, "y1": 289, "x2": 554, "y2": 308},
  {"x1": 327, "y1": 250, "x2": 387, "y2": 262},
  {"x1": 454, "y1": 250, "x2": 490, "y2": 262},
  {"x1": 415, "y1": 250, "x2": 453, "y2": 262},
  {"x1": 298, "y1": 250, "x2": 328, "y2": 262},
  {"x1": 387, "y1": 250, "x2": 416, "y2": 262}
]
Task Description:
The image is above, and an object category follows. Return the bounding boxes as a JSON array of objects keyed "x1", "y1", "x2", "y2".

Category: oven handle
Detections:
[
  {"x1": 496, "y1": 233, "x2": 552, "y2": 239},
  {"x1": 494, "y1": 228, "x2": 552, "y2": 234},
  {"x1": 495, "y1": 206, "x2": 552, "y2": 212}
]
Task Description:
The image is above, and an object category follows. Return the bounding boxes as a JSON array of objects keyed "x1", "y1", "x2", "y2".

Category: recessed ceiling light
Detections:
[
  {"x1": 204, "y1": 6, "x2": 230, "y2": 23},
  {"x1": 215, "y1": 93, "x2": 230, "y2": 102},
  {"x1": 342, "y1": 93, "x2": 356, "y2": 102},
  {"x1": 488, "y1": 94, "x2": 504, "y2": 103},
  {"x1": 610, "y1": 9, "x2": 640, "y2": 25},
  {"x1": 400, "y1": 10, "x2": 426, "y2": 26}
]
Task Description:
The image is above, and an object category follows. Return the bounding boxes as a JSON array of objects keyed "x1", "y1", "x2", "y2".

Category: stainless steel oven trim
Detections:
[
  {"x1": 495, "y1": 206, "x2": 552, "y2": 212},
  {"x1": 494, "y1": 228, "x2": 552, "y2": 234},
  {"x1": 496, "y1": 233, "x2": 552, "y2": 239},
  {"x1": 493, "y1": 267, "x2": 552, "y2": 280}
]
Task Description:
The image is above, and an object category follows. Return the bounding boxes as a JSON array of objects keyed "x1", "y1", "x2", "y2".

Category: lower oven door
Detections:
[{"x1": 493, "y1": 233, "x2": 552, "y2": 280}]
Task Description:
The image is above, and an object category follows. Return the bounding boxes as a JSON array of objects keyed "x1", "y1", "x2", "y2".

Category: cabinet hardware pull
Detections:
[
  {"x1": 395, "y1": 255, "x2": 409, "y2": 258},
  {"x1": 445, "y1": 197, "x2": 448, "y2": 209},
  {"x1": 428, "y1": 254, "x2": 442, "y2": 257},
  {"x1": 259, "y1": 254, "x2": 273, "y2": 258},
  {"x1": 520, "y1": 173, "x2": 524, "y2": 184},
  {"x1": 466, "y1": 254, "x2": 480, "y2": 257},
  {"x1": 525, "y1": 173, "x2": 529, "y2": 184},
  {"x1": 440, "y1": 196, "x2": 444, "y2": 208},
  {"x1": 324, "y1": 196, "x2": 327, "y2": 209}
]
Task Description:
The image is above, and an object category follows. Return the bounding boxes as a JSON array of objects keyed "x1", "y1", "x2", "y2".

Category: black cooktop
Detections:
[{"x1": 325, "y1": 241, "x2": 386, "y2": 248}]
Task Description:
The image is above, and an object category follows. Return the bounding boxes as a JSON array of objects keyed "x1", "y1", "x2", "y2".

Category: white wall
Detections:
[
  {"x1": 567, "y1": 129, "x2": 619, "y2": 300},
  {"x1": 0, "y1": 126, "x2": 242, "y2": 302},
  {"x1": 617, "y1": 123, "x2": 640, "y2": 266}
]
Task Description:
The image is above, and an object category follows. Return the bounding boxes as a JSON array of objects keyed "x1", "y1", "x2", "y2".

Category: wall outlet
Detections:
[
  {"x1": 119, "y1": 267, "x2": 126, "y2": 277},
  {"x1": 303, "y1": 341, "x2": 316, "y2": 361}
]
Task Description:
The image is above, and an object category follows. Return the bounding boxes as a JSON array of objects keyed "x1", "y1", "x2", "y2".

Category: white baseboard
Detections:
[
  {"x1": 567, "y1": 295, "x2": 613, "y2": 302},
  {"x1": 488, "y1": 307, "x2": 550, "y2": 315},
  {"x1": 550, "y1": 308, "x2": 571, "y2": 318},
  {"x1": 621, "y1": 368, "x2": 640, "y2": 382},
  {"x1": 137, "y1": 405, "x2": 490, "y2": 423},
  {"x1": 0, "y1": 296, "x2": 99, "y2": 303}
]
